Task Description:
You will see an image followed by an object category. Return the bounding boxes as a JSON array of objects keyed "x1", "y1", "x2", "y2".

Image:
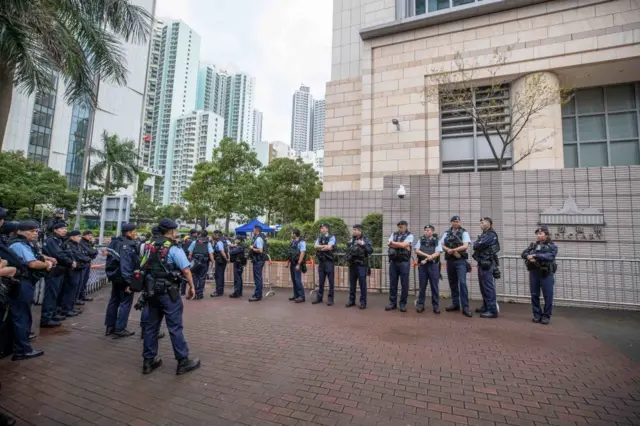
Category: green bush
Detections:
[
  {"x1": 264, "y1": 239, "x2": 384, "y2": 268},
  {"x1": 313, "y1": 216, "x2": 349, "y2": 243},
  {"x1": 361, "y1": 213, "x2": 383, "y2": 248},
  {"x1": 276, "y1": 222, "x2": 315, "y2": 241}
]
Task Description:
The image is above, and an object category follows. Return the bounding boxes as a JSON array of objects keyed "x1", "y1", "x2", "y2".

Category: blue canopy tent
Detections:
[{"x1": 235, "y1": 219, "x2": 276, "y2": 237}]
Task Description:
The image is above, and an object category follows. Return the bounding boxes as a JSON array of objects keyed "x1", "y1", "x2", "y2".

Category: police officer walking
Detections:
[
  {"x1": 522, "y1": 226, "x2": 558, "y2": 325},
  {"x1": 139, "y1": 219, "x2": 200, "y2": 375},
  {"x1": 386, "y1": 220, "x2": 413, "y2": 312},
  {"x1": 288, "y1": 229, "x2": 306, "y2": 303},
  {"x1": 415, "y1": 224, "x2": 442, "y2": 314},
  {"x1": 8, "y1": 221, "x2": 52, "y2": 360},
  {"x1": 345, "y1": 224, "x2": 373, "y2": 309},
  {"x1": 188, "y1": 231, "x2": 214, "y2": 300},
  {"x1": 61, "y1": 231, "x2": 91, "y2": 317},
  {"x1": 41, "y1": 222, "x2": 76, "y2": 328},
  {"x1": 313, "y1": 223, "x2": 336, "y2": 306},
  {"x1": 210, "y1": 230, "x2": 229, "y2": 297},
  {"x1": 77, "y1": 230, "x2": 98, "y2": 304},
  {"x1": 248, "y1": 226, "x2": 267, "y2": 302},
  {"x1": 441, "y1": 216, "x2": 472, "y2": 317},
  {"x1": 472, "y1": 217, "x2": 500, "y2": 318},
  {"x1": 104, "y1": 223, "x2": 138, "y2": 338}
]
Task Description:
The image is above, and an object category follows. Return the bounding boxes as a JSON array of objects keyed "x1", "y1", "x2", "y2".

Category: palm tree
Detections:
[
  {"x1": 0, "y1": 0, "x2": 152, "y2": 150},
  {"x1": 88, "y1": 131, "x2": 139, "y2": 193}
]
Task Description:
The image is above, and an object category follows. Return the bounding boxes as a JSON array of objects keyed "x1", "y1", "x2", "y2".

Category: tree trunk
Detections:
[
  {"x1": 0, "y1": 63, "x2": 15, "y2": 152},
  {"x1": 105, "y1": 166, "x2": 111, "y2": 193},
  {"x1": 225, "y1": 215, "x2": 230, "y2": 234}
]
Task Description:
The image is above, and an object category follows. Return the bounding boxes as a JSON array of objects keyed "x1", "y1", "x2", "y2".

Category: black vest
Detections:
[
  {"x1": 145, "y1": 237, "x2": 174, "y2": 280},
  {"x1": 345, "y1": 237, "x2": 367, "y2": 265},
  {"x1": 250, "y1": 234, "x2": 267, "y2": 261},
  {"x1": 289, "y1": 239, "x2": 301, "y2": 263},
  {"x1": 3, "y1": 236, "x2": 35, "y2": 280},
  {"x1": 213, "y1": 238, "x2": 228, "y2": 263},
  {"x1": 316, "y1": 234, "x2": 336, "y2": 263},
  {"x1": 192, "y1": 238, "x2": 209, "y2": 259},
  {"x1": 417, "y1": 236, "x2": 439, "y2": 262},
  {"x1": 389, "y1": 232, "x2": 411, "y2": 262},
  {"x1": 444, "y1": 228, "x2": 468, "y2": 260}
]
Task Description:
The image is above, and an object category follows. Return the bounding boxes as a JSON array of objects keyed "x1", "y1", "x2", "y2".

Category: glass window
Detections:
[
  {"x1": 28, "y1": 70, "x2": 58, "y2": 164},
  {"x1": 408, "y1": 0, "x2": 485, "y2": 18},
  {"x1": 562, "y1": 82, "x2": 640, "y2": 167}
]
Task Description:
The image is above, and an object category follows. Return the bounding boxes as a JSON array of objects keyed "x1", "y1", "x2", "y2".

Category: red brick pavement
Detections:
[{"x1": 0, "y1": 287, "x2": 639, "y2": 426}]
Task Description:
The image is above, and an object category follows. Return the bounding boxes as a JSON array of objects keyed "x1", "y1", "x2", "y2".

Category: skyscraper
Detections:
[
  {"x1": 140, "y1": 20, "x2": 164, "y2": 169},
  {"x1": 150, "y1": 19, "x2": 201, "y2": 204},
  {"x1": 170, "y1": 110, "x2": 224, "y2": 204},
  {"x1": 195, "y1": 63, "x2": 228, "y2": 117},
  {"x1": 312, "y1": 99, "x2": 325, "y2": 151},
  {"x1": 225, "y1": 72, "x2": 255, "y2": 143},
  {"x1": 252, "y1": 109, "x2": 263, "y2": 145},
  {"x1": 290, "y1": 85, "x2": 314, "y2": 154}
]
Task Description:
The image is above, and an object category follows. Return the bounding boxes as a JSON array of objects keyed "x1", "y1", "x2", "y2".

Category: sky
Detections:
[{"x1": 156, "y1": 0, "x2": 333, "y2": 144}]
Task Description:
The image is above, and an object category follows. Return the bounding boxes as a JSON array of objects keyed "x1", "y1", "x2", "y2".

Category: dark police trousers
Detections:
[
  {"x1": 348, "y1": 265, "x2": 367, "y2": 306},
  {"x1": 289, "y1": 263, "x2": 304, "y2": 299},
  {"x1": 317, "y1": 261, "x2": 335, "y2": 301},
  {"x1": 418, "y1": 262, "x2": 440, "y2": 310},
  {"x1": 477, "y1": 263, "x2": 497, "y2": 314},
  {"x1": 252, "y1": 260, "x2": 264, "y2": 299},
  {"x1": 61, "y1": 269, "x2": 82, "y2": 314},
  {"x1": 214, "y1": 262, "x2": 226, "y2": 295},
  {"x1": 191, "y1": 261, "x2": 208, "y2": 298},
  {"x1": 11, "y1": 278, "x2": 36, "y2": 355},
  {"x1": 530, "y1": 271, "x2": 554, "y2": 319},
  {"x1": 104, "y1": 281, "x2": 133, "y2": 331},
  {"x1": 143, "y1": 293, "x2": 189, "y2": 361},
  {"x1": 76, "y1": 266, "x2": 91, "y2": 301},
  {"x1": 41, "y1": 275, "x2": 63, "y2": 324},
  {"x1": 446, "y1": 258, "x2": 469, "y2": 309},
  {"x1": 232, "y1": 262, "x2": 243, "y2": 296},
  {"x1": 389, "y1": 260, "x2": 410, "y2": 307}
]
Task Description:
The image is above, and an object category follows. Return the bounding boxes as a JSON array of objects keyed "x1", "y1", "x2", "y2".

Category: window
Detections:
[
  {"x1": 65, "y1": 103, "x2": 92, "y2": 188},
  {"x1": 562, "y1": 83, "x2": 640, "y2": 168},
  {"x1": 403, "y1": 0, "x2": 484, "y2": 18},
  {"x1": 440, "y1": 84, "x2": 511, "y2": 172},
  {"x1": 28, "y1": 71, "x2": 59, "y2": 164}
]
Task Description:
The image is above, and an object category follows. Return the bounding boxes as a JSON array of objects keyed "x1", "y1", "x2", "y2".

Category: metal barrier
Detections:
[{"x1": 219, "y1": 255, "x2": 275, "y2": 298}]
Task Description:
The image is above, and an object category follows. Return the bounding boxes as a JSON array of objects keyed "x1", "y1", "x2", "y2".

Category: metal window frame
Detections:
[
  {"x1": 401, "y1": 0, "x2": 482, "y2": 18},
  {"x1": 562, "y1": 82, "x2": 640, "y2": 168}
]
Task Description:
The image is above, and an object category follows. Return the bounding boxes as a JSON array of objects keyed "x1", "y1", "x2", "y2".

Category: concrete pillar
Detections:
[{"x1": 510, "y1": 72, "x2": 564, "y2": 170}]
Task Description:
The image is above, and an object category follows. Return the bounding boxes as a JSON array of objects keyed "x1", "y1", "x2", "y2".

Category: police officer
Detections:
[
  {"x1": 104, "y1": 223, "x2": 138, "y2": 338},
  {"x1": 138, "y1": 227, "x2": 165, "y2": 340},
  {"x1": 522, "y1": 226, "x2": 558, "y2": 325},
  {"x1": 140, "y1": 218, "x2": 200, "y2": 375},
  {"x1": 345, "y1": 224, "x2": 373, "y2": 309},
  {"x1": 9, "y1": 221, "x2": 52, "y2": 360},
  {"x1": 386, "y1": 220, "x2": 413, "y2": 312},
  {"x1": 0, "y1": 221, "x2": 18, "y2": 247},
  {"x1": 188, "y1": 231, "x2": 213, "y2": 299},
  {"x1": 288, "y1": 229, "x2": 306, "y2": 303},
  {"x1": 313, "y1": 223, "x2": 336, "y2": 306},
  {"x1": 61, "y1": 230, "x2": 91, "y2": 317},
  {"x1": 415, "y1": 224, "x2": 442, "y2": 314},
  {"x1": 210, "y1": 230, "x2": 229, "y2": 297},
  {"x1": 228, "y1": 237, "x2": 246, "y2": 299},
  {"x1": 248, "y1": 225, "x2": 267, "y2": 302},
  {"x1": 77, "y1": 230, "x2": 98, "y2": 304},
  {"x1": 441, "y1": 216, "x2": 472, "y2": 317},
  {"x1": 182, "y1": 229, "x2": 198, "y2": 256},
  {"x1": 472, "y1": 217, "x2": 500, "y2": 319},
  {"x1": 41, "y1": 222, "x2": 76, "y2": 327}
]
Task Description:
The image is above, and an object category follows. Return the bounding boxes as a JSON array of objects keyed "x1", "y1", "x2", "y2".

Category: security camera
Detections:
[
  {"x1": 392, "y1": 118, "x2": 400, "y2": 131},
  {"x1": 397, "y1": 185, "x2": 406, "y2": 199}
]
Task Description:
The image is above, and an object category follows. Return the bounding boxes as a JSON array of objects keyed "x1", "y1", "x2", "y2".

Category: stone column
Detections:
[{"x1": 510, "y1": 72, "x2": 564, "y2": 170}]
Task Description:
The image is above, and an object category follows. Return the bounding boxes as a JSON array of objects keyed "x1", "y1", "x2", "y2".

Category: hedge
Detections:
[{"x1": 262, "y1": 239, "x2": 384, "y2": 268}]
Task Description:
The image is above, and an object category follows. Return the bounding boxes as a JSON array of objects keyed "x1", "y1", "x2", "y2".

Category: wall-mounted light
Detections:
[{"x1": 392, "y1": 118, "x2": 400, "y2": 131}]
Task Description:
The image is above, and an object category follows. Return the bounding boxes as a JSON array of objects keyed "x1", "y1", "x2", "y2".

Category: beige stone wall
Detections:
[{"x1": 325, "y1": 0, "x2": 640, "y2": 192}]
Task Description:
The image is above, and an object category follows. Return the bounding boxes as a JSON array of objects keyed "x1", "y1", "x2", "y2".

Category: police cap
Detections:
[
  {"x1": 480, "y1": 217, "x2": 493, "y2": 225},
  {"x1": 535, "y1": 225, "x2": 550, "y2": 235},
  {"x1": 1, "y1": 221, "x2": 19, "y2": 234},
  {"x1": 151, "y1": 226, "x2": 160, "y2": 235},
  {"x1": 158, "y1": 219, "x2": 178, "y2": 230},
  {"x1": 397, "y1": 220, "x2": 408, "y2": 226},
  {"x1": 82, "y1": 230, "x2": 93, "y2": 236},
  {"x1": 190, "y1": 228, "x2": 198, "y2": 235},
  {"x1": 121, "y1": 223, "x2": 136, "y2": 233},
  {"x1": 68, "y1": 230, "x2": 81, "y2": 237},
  {"x1": 450, "y1": 215, "x2": 461, "y2": 222},
  {"x1": 352, "y1": 224, "x2": 362, "y2": 230},
  {"x1": 320, "y1": 222, "x2": 330, "y2": 229},
  {"x1": 18, "y1": 220, "x2": 40, "y2": 231},
  {"x1": 50, "y1": 221, "x2": 68, "y2": 231},
  {"x1": 424, "y1": 224, "x2": 435, "y2": 231},
  {"x1": 0, "y1": 207, "x2": 6, "y2": 220},
  {"x1": 200, "y1": 230, "x2": 208, "y2": 237},
  {"x1": 213, "y1": 230, "x2": 222, "y2": 235}
]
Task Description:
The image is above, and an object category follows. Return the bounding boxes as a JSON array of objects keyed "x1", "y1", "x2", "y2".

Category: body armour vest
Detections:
[
  {"x1": 289, "y1": 239, "x2": 301, "y2": 263},
  {"x1": 444, "y1": 228, "x2": 468, "y2": 260},
  {"x1": 213, "y1": 238, "x2": 228, "y2": 263},
  {"x1": 417, "y1": 236, "x2": 439, "y2": 262},
  {"x1": 192, "y1": 238, "x2": 210, "y2": 261},
  {"x1": 251, "y1": 234, "x2": 268, "y2": 262},
  {"x1": 316, "y1": 234, "x2": 336, "y2": 263},
  {"x1": 389, "y1": 232, "x2": 411, "y2": 262},
  {"x1": 143, "y1": 237, "x2": 173, "y2": 280},
  {"x1": 345, "y1": 237, "x2": 367, "y2": 265}
]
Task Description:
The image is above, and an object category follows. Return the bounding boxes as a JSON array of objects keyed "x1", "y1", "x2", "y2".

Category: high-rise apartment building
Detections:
[
  {"x1": 195, "y1": 63, "x2": 228, "y2": 117},
  {"x1": 169, "y1": 110, "x2": 224, "y2": 204},
  {"x1": 150, "y1": 19, "x2": 201, "y2": 204},
  {"x1": 139, "y1": 20, "x2": 164, "y2": 169},
  {"x1": 290, "y1": 85, "x2": 314, "y2": 154},
  {"x1": 225, "y1": 72, "x2": 255, "y2": 143},
  {"x1": 252, "y1": 109, "x2": 263, "y2": 146},
  {"x1": 312, "y1": 99, "x2": 325, "y2": 151}
]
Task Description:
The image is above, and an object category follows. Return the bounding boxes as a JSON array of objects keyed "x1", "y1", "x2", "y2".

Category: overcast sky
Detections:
[{"x1": 156, "y1": 0, "x2": 333, "y2": 144}]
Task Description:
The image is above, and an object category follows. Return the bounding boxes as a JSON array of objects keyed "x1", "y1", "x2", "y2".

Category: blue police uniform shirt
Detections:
[
  {"x1": 215, "y1": 241, "x2": 225, "y2": 252},
  {"x1": 9, "y1": 242, "x2": 37, "y2": 263},
  {"x1": 254, "y1": 236, "x2": 264, "y2": 249},
  {"x1": 388, "y1": 233, "x2": 414, "y2": 244},
  {"x1": 415, "y1": 238, "x2": 443, "y2": 252},
  {"x1": 439, "y1": 230, "x2": 471, "y2": 247},
  {"x1": 298, "y1": 240, "x2": 307, "y2": 252},
  {"x1": 167, "y1": 246, "x2": 191, "y2": 270},
  {"x1": 187, "y1": 241, "x2": 214, "y2": 254},
  {"x1": 315, "y1": 235, "x2": 336, "y2": 247}
]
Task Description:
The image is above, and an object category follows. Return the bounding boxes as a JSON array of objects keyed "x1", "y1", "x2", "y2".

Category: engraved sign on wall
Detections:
[{"x1": 539, "y1": 197, "x2": 605, "y2": 242}]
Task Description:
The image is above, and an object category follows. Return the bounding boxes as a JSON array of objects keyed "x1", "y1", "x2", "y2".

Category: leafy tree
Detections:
[
  {"x1": 258, "y1": 157, "x2": 322, "y2": 224},
  {"x1": 313, "y1": 217, "x2": 350, "y2": 243},
  {"x1": 184, "y1": 138, "x2": 262, "y2": 232},
  {"x1": 82, "y1": 188, "x2": 108, "y2": 216},
  {"x1": 154, "y1": 204, "x2": 185, "y2": 223},
  {"x1": 131, "y1": 191, "x2": 158, "y2": 225},
  {"x1": 0, "y1": 0, "x2": 152, "y2": 151},
  {"x1": 0, "y1": 151, "x2": 77, "y2": 217},
  {"x1": 361, "y1": 213, "x2": 383, "y2": 248},
  {"x1": 88, "y1": 131, "x2": 140, "y2": 193}
]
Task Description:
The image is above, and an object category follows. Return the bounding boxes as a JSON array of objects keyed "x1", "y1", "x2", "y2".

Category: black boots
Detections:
[{"x1": 176, "y1": 357, "x2": 201, "y2": 375}]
